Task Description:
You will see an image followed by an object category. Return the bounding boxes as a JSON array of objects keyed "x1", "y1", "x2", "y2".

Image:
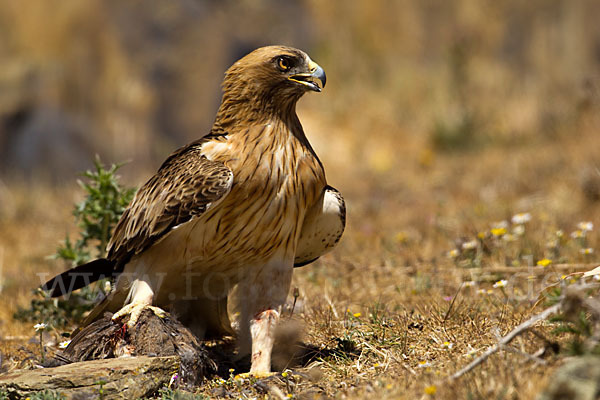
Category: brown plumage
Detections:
[{"x1": 42, "y1": 45, "x2": 345, "y2": 374}]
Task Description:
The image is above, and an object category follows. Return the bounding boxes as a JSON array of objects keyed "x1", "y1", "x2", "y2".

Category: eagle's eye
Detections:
[{"x1": 277, "y1": 57, "x2": 291, "y2": 72}]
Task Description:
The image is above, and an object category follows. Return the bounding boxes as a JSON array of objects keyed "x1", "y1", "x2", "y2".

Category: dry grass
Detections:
[
  {"x1": 1, "y1": 1, "x2": 600, "y2": 398},
  {"x1": 1, "y1": 117, "x2": 599, "y2": 398}
]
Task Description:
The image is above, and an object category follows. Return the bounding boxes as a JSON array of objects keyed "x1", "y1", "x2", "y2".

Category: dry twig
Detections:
[
  {"x1": 449, "y1": 302, "x2": 561, "y2": 380},
  {"x1": 502, "y1": 344, "x2": 547, "y2": 365}
]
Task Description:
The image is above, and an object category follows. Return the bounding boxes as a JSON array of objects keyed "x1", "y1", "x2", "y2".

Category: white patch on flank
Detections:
[
  {"x1": 202, "y1": 141, "x2": 231, "y2": 161},
  {"x1": 323, "y1": 189, "x2": 343, "y2": 216},
  {"x1": 294, "y1": 187, "x2": 345, "y2": 265}
]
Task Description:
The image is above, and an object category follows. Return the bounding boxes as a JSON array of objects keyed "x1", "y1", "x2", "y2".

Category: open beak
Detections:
[{"x1": 289, "y1": 60, "x2": 326, "y2": 92}]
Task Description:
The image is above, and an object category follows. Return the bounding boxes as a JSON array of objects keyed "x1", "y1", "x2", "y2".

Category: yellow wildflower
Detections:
[
  {"x1": 425, "y1": 385, "x2": 437, "y2": 395},
  {"x1": 537, "y1": 259, "x2": 552, "y2": 267},
  {"x1": 448, "y1": 249, "x2": 460, "y2": 258},
  {"x1": 394, "y1": 231, "x2": 408, "y2": 243},
  {"x1": 441, "y1": 341, "x2": 453, "y2": 349},
  {"x1": 491, "y1": 227, "x2": 507, "y2": 237}
]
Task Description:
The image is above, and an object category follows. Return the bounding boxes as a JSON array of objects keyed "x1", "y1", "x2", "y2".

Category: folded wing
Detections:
[
  {"x1": 294, "y1": 185, "x2": 346, "y2": 267},
  {"x1": 42, "y1": 136, "x2": 234, "y2": 297}
]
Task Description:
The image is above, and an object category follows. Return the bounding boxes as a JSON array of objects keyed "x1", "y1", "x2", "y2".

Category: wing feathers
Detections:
[
  {"x1": 42, "y1": 258, "x2": 115, "y2": 297},
  {"x1": 294, "y1": 185, "x2": 346, "y2": 267},
  {"x1": 107, "y1": 138, "x2": 233, "y2": 264},
  {"x1": 42, "y1": 136, "x2": 234, "y2": 297}
]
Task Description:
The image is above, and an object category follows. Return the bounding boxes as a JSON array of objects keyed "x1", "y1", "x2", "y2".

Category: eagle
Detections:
[{"x1": 42, "y1": 45, "x2": 346, "y2": 374}]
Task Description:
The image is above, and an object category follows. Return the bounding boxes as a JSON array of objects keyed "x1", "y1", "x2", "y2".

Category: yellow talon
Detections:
[{"x1": 112, "y1": 302, "x2": 167, "y2": 328}]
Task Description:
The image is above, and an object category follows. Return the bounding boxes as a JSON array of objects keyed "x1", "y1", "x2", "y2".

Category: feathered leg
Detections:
[{"x1": 235, "y1": 257, "x2": 293, "y2": 375}]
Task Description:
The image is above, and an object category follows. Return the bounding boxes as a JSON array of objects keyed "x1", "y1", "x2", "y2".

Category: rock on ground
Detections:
[{"x1": 538, "y1": 356, "x2": 600, "y2": 400}]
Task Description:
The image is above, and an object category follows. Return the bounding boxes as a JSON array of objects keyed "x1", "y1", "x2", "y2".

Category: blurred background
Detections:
[
  {"x1": 1, "y1": 0, "x2": 600, "y2": 309},
  {"x1": 1, "y1": 4, "x2": 600, "y2": 396},
  {"x1": 1, "y1": 0, "x2": 599, "y2": 181}
]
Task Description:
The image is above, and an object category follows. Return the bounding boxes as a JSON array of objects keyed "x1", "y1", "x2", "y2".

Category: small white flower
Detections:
[
  {"x1": 462, "y1": 240, "x2": 478, "y2": 250},
  {"x1": 556, "y1": 230, "x2": 564, "y2": 238},
  {"x1": 493, "y1": 220, "x2": 509, "y2": 230},
  {"x1": 33, "y1": 323, "x2": 47, "y2": 332},
  {"x1": 441, "y1": 341, "x2": 453, "y2": 349},
  {"x1": 502, "y1": 233, "x2": 516, "y2": 242},
  {"x1": 571, "y1": 230, "x2": 585, "y2": 239},
  {"x1": 58, "y1": 340, "x2": 71, "y2": 349},
  {"x1": 493, "y1": 280, "x2": 508, "y2": 288},
  {"x1": 577, "y1": 222, "x2": 594, "y2": 232},
  {"x1": 512, "y1": 225, "x2": 525, "y2": 236},
  {"x1": 511, "y1": 213, "x2": 531, "y2": 225},
  {"x1": 463, "y1": 281, "x2": 476, "y2": 287},
  {"x1": 476, "y1": 289, "x2": 486, "y2": 295},
  {"x1": 447, "y1": 249, "x2": 460, "y2": 258},
  {"x1": 418, "y1": 360, "x2": 432, "y2": 368},
  {"x1": 580, "y1": 248, "x2": 594, "y2": 255},
  {"x1": 169, "y1": 372, "x2": 179, "y2": 387}
]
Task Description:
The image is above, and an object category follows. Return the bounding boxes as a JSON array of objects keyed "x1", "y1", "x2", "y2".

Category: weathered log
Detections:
[{"x1": 0, "y1": 356, "x2": 178, "y2": 399}]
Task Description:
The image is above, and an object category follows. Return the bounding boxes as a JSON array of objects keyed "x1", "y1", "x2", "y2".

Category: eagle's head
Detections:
[{"x1": 219, "y1": 46, "x2": 326, "y2": 120}]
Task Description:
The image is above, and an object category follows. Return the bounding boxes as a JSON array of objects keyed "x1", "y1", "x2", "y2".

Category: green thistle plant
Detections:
[
  {"x1": 14, "y1": 157, "x2": 136, "y2": 329},
  {"x1": 55, "y1": 156, "x2": 137, "y2": 265}
]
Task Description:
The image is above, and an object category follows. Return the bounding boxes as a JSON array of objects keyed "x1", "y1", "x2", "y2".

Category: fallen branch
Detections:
[
  {"x1": 0, "y1": 356, "x2": 179, "y2": 399},
  {"x1": 502, "y1": 344, "x2": 547, "y2": 365},
  {"x1": 482, "y1": 263, "x2": 598, "y2": 274},
  {"x1": 449, "y1": 302, "x2": 561, "y2": 380}
]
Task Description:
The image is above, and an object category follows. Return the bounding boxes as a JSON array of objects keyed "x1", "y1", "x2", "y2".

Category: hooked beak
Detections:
[{"x1": 289, "y1": 59, "x2": 326, "y2": 92}]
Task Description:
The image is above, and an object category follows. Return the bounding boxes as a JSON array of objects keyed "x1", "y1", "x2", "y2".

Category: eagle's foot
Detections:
[{"x1": 112, "y1": 302, "x2": 166, "y2": 328}]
